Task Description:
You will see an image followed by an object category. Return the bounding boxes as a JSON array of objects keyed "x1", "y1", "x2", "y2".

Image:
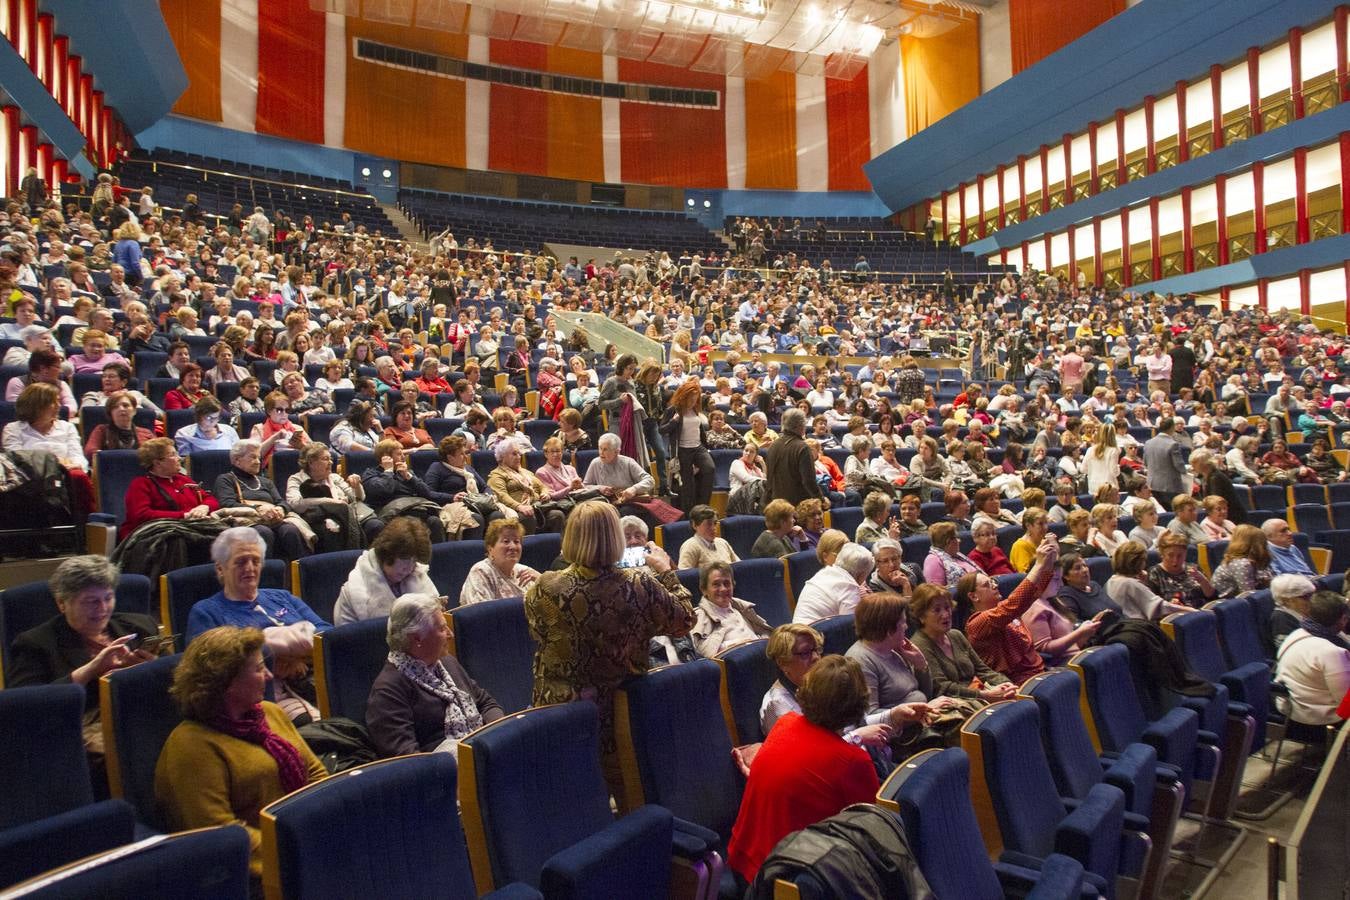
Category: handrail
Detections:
[{"x1": 119, "y1": 157, "x2": 375, "y2": 202}]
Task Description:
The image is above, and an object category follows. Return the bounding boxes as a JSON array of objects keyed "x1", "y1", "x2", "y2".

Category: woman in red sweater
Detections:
[
  {"x1": 163, "y1": 363, "x2": 211, "y2": 411},
  {"x1": 120, "y1": 438, "x2": 219, "y2": 541},
  {"x1": 727, "y1": 654, "x2": 881, "y2": 883}
]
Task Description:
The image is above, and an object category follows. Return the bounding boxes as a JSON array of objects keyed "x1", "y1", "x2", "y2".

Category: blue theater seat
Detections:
[
  {"x1": 729, "y1": 557, "x2": 791, "y2": 627},
  {"x1": 784, "y1": 550, "x2": 821, "y2": 608},
  {"x1": 162, "y1": 559, "x2": 289, "y2": 651},
  {"x1": 712, "y1": 638, "x2": 775, "y2": 746},
  {"x1": 313, "y1": 616, "x2": 389, "y2": 724},
  {"x1": 0, "y1": 684, "x2": 96, "y2": 828},
  {"x1": 100, "y1": 654, "x2": 183, "y2": 830},
  {"x1": 810, "y1": 613, "x2": 856, "y2": 657},
  {"x1": 1163, "y1": 609, "x2": 1272, "y2": 753},
  {"x1": 0, "y1": 800, "x2": 137, "y2": 891},
  {"x1": 449, "y1": 597, "x2": 536, "y2": 714},
  {"x1": 293, "y1": 549, "x2": 362, "y2": 624},
  {"x1": 717, "y1": 515, "x2": 765, "y2": 560}
]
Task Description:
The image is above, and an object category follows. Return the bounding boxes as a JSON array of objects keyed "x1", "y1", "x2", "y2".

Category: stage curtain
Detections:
[
  {"x1": 344, "y1": 14, "x2": 466, "y2": 169},
  {"x1": 488, "y1": 39, "x2": 548, "y2": 176},
  {"x1": 256, "y1": 0, "x2": 325, "y2": 143},
  {"x1": 618, "y1": 59, "x2": 726, "y2": 188},
  {"x1": 545, "y1": 45, "x2": 604, "y2": 184},
  {"x1": 901, "y1": 17, "x2": 980, "y2": 136},
  {"x1": 825, "y1": 64, "x2": 871, "y2": 191},
  {"x1": 744, "y1": 69, "x2": 796, "y2": 190},
  {"x1": 160, "y1": 0, "x2": 221, "y2": 122},
  {"x1": 1010, "y1": 0, "x2": 1123, "y2": 74}
]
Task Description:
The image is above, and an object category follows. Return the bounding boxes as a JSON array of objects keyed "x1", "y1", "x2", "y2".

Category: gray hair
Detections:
[
  {"x1": 49, "y1": 555, "x2": 118, "y2": 602},
  {"x1": 386, "y1": 593, "x2": 443, "y2": 654},
  {"x1": 971, "y1": 520, "x2": 998, "y2": 537},
  {"x1": 620, "y1": 515, "x2": 648, "y2": 538},
  {"x1": 781, "y1": 409, "x2": 807, "y2": 436},
  {"x1": 748, "y1": 411, "x2": 768, "y2": 427},
  {"x1": 597, "y1": 432, "x2": 621, "y2": 451},
  {"x1": 210, "y1": 526, "x2": 267, "y2": 567},
  {"x1": 835, "y1": 542, "x2": 876, "y2": 581},
  {"x1": 229, "y1": 438, "x2": 261, "y2": 465},
  {"x1": 1270, "y1": 573, "x2": 1316, "y2": 605},
  {"x1": 492, "y1": 439, "x2": 522, "y2": 463},
  {"x1": 1188, "y1": 448, "x2": 1213, "y2": 469},
  {"x1": 374, "y1": 355, "x2": 396, "y2": 370},
  {"x1": 871, "y1": 538, "x2": 902, "y2": 559}
]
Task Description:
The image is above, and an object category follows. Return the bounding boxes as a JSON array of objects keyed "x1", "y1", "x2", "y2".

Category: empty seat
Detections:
[
  {"x1": 729, "y1": 558, "x2": 791, "y2": 627},
  {"x1": 810, "y1": 613, "x2": 856, "y2": 656},
  {"x1": 783, "y1": 550, "x2": 821, "y2": 608},
  {"x1": 1163, "y1": 609, "x2": 1271, "y2": 751},
  {"x1": 449, "y1": 598, "x2": 536, "y2": 714},
  {"x1": 293, "y1": 549, "x2": 362, "y2": 624},
  {"x1": 430, "y1": 540, "x2": 486, "y2": 608},
  {"x1": 717, "y1": 515, "x2": 765, "y2": 560},
  {"x1": 0, "y1": 684, "x2": 97, "y2": 828},
  {"x1": 520, "y1": 532, "x2": 561, "y2": 573},
  {"x1": 0, "y1": 799, "x2": 137, "y2": 891},
  {"x1": 827, "y1": 506, "x2": 865, "y2": 540},
  {"x1": 100, "y1": 654, "x2": 183, "y2": 829},
  {"x1": 712, "y1": 638, "x2": 775, "y2": 746},
  {"x1": 313, "y1": 616, "x2": 389, "y2": 724}
]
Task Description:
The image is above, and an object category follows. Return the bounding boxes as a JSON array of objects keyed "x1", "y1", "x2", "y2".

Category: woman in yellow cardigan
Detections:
[{"x1": 155, "y1": 627, "x2": 326, "y2": 882}]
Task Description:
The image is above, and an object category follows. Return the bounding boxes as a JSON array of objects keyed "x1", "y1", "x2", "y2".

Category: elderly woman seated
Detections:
[
  {"x1": 1211, "y1": 523, "x2": 1274, "y2": 599},
  {"x1": 1107, "y1": 540, "x2": 1192, "y2": 621},
  {"x1": 921, "y1": 521, "x2": 982, "y2": 588},
  {"x1": 362, "y1": 439, "x2": 452, "y2": 542},
  {"x1": 211, "y1": 439, "x2": 306, "y2": 561},
  {"x1": 689, "y1": 562, "x2": 773, "y2": 657},
  {"x1": 960, "y1": 534, "x2": 1061, "y2": 685},
  {"x1": 855, "y1": 491, "x2": 902, "y2": 545},
  {"x1": 909, "y1": 584, "x2": 1016, "y2": 702},
  {"x1": 582, "y1": 432, "x2": 660, "y2": 528},
  {"x1": 968, "y1": 519, "x2": 1015, "y2": 576},
  {"x1": 751, "y1": 499, "x2": 805, "y2": 559},
  {"x1": 1275, "y1": 591, "x2": 1350, "y2": 726},
  {"x1": 865, "y1": 538, "x2": 916, "y2": 599},
  {"x1": 461, "y1": 518, "x2": 540, "y2": 605},
  {"x1": 791, "y1": 542, "x2": 876, "y2": 623},
  {"x1": 727, "y1": 655, "x2": 884, "y2": 884},
  {"x1": 286, "y1": 443, "x2": 380, "y2": 550},
  {"x1": 1269, "y1": 573, "x2": 1317, "y2": 653},
  {"x1": 185, "y1": 527, "x2": 332, "y2": 722},
  {"x1": 678, "y1": 504, "x2": 739, "y2": 570},
  {"x1": 366, "y1": 594, "x2": 504, "y2": 758},
  {"x1": 334, "y1": 517, "x2": 437, "y2": 624},
  {"x1": 155, "y1": 626, "x2": 327, "y2": 884},
  {"x1": 488, "y1": 439, "x2": 566, "y2": 534}
]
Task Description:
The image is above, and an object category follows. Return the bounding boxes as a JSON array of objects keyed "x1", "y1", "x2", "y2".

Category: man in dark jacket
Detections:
[{"x1": 762, "y1": 409, "x2": 826, "y2": 511}]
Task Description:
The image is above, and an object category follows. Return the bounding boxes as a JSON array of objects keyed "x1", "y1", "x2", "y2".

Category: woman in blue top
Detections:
[
  {"x1": 174, "y1": 396, "x2": 240, "y2": 456},
  {"x1": 112, "y1": 221, "x2": 143, "y2": 287}
]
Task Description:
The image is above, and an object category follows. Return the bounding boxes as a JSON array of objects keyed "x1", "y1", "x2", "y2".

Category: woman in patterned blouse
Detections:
[
  {"x1": 460, "y1": 519, "x2": 540, "y2": 605},
  {"x1": 526, "y1": 500, "x2": 695, "y2": 802}
]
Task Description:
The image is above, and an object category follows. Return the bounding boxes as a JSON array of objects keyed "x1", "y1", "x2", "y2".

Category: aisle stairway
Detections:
[{"x1": 380, "y1": 203, "x2": 426, "y2": 250}]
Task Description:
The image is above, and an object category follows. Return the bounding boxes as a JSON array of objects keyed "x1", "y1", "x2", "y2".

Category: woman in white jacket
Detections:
[
  {"x1": 333, "y1": 517, "x2": 438, "y2": 625},
  {"x1": 790, "y1": 543, "x2": 875, "y2": 624}
]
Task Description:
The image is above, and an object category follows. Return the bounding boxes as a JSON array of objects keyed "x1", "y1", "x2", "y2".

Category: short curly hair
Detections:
[
  {"x1": 170, "y1": 626, "x2": 265, "y2": 722},
  {"x1": 372, "y1": 516, "x2": 432, "y2": 566},
  {"x1": 797, "y1": 655, "x2": 869, "y2": 733}
]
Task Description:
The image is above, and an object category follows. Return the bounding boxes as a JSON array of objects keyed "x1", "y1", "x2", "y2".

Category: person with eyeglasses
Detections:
[{"x1": 248, "y1": 390, "x2": 309, "y2": 462}]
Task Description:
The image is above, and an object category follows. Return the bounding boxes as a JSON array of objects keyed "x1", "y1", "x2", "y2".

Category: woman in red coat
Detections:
[
  {"x1": 120, "y1": 437, "x2": 219, "y2": 541},
  {"x1": 163, "y1": 363, "x2": 211, "y2": 411},
  {"x1": 727, "y1": 654, "x2": 882, "y2": 883}
]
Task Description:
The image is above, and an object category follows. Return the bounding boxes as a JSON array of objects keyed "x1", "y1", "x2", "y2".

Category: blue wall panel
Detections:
[
  {"x1": 137, "y1": 117, "x2": 359, "y2": 184},
  {"x1": 865, "y1": 0, "x2": 1340, "y2": 211},
  {"x1": 0, "y1": 37, "x2": 89, "y2": 176},
  {"x1": 1130, "y1": 233, "x2": 1350, "y2": 298}
]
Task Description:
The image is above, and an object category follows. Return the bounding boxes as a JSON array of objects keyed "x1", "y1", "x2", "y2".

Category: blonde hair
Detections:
[{"x1": 560, "y1": 500, "x2": 625, "y2": 568}]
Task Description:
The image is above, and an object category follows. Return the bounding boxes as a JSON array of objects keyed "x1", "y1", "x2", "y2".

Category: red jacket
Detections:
[
  {"x1": 967, "y1": 565, "x2": 1053, "y2": 685},
  {"x1": 727, "y1": 712, "x2": 879, "y2": 881},
  {"x1": 121, "y1": 473, "x2": 219, "y2": 540}
]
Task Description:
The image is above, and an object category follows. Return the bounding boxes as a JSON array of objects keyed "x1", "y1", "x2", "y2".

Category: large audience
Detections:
[{"x1": 4, "y1": 175, "x2": 1350, "y2": 891}]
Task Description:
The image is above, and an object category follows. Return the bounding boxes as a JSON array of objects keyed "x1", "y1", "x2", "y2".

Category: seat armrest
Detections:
[
  {"x1": 1054, "y1": 783, "x2": 1126, "y2": 882},
  {"x1": 671, "y1": 817, "x2": 719, "y2": 859},
  {"x1": 1102, "y1": 743, "x2": 1158, "y2": 817},
  {"x1": 0, "y1": 799, "x2": 137, "y2": 889},
  {"x1": 1141, "y1": 707, "x2": 1200, "y2": 767},
  {"x1": 994, "y1": 854, "x2": 1087, "y2": 900},
  {"x1": 541, "y1": 805, "x2": 675, "y2": 900},
  {"x1": 483, "y1": 885, "x2": 545, "y2": 900}
]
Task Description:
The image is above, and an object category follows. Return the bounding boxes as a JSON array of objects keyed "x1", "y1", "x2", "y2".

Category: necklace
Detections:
[{"x1": 236, "y1": 471, "x2": 263, "y2": 492}]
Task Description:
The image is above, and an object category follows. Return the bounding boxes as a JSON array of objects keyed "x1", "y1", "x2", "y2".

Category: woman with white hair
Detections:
[
  {"x1": 1269, "y1": 573, "x2": 1317, "y2": 654},
  {"x1": 211, "y1": 439, "x2": 307, "y2": 561},
  {"x1": 487, "y1": 440, "x2": 565, "y2": 534},
  {"x1": 791, "y1": 542, "x2": 876, "y2": 623},
  {"x1": 365, "y1": 594, "x2": 504, "y2": 758},
  {"x1": 744, "y1": 411, "x2": 778, "y2": 449}
]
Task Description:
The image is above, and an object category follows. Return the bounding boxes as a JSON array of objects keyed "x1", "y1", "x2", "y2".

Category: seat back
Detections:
[
  {"x1": 163, "y1": 560, "x2": 289, "y2": 650},
  {"x1": 0, "y1": 575, "x2": 153, "y2": 687},
  {"x1": 429, "y1": 540, "x2": 486, "y2": 609},
  {"x1": 1292, "y1": 503, "x2": 1332, "y2": 535},
  {"x1": 1250, "y1": 485, "x2": 1286, "y2": 512},
  {"x1": 962, "y1": 700, "x2": 1067, "y2": 861},
  {"x1": 718, "y1": 515, "x2": 765, "y2": 560},
  {"x1": 878, "y1": 748, "x2": 1005, "y2": 900},
  {"x1": 5, "y1": 825, "x2": 252, "y2": 899},
  {"x1": 713, "y1": 638, "x2": 776, "y2": 745},
  {"x1": 520, "y1": 532, "x2": 561, "y2": 573},
  {"x1": 294, "y1": 549, "x2": 363, "y2": 624},
  {"x1": 654, "y1": 520, "x2": 693, "y2": 553},
  {"x1": 900, "y1": 534, "x2": 931, "y2": 566},
  {"x1": 1085, "y1": 556, "x2": 1113, "y2": 587},
  {"x1": 1020, "y1": 670, "x2": 1108, "y2": 806},
  {"x1": 263, "y1": 755, "x2": 480, "y2": 900},
  {"x1": 449, "y1": 597, "x2": 536, "y2": 714},
  {"x1": 730, "y1": 557, "x2": 791, "y2": 627},
  {"x1": 827, "y1": 506, "x2": 864, "y2": 540},
  {"x1": 784, "y1": 550, "x2": 821, "y2": 608},
  {"x1": 1067, "y1": 645, "x2": 1146, "y2": 753},
  {"x1": 0, "y1": 684, "x2": 94, "y2": 827},
  {"x1": 1209, "y1": 597, "x2": 1267, "y2": 669},
  {"x1": 100, "y1": 654, "x2": 183, "y2": 829},
  {"x1": 313, "y1": 617, "x2": 389, "y2": 724},
  {"x1": 1200, "y1": 541, "x2": 1228, "y2": 577},
  {"x1": 92, "y1": 449, "x2": 144, "y2": 521},
  {"x1": 811, "y1": 613, "x2": 856, "y2": 656},
  {"x1": 614, "y1": 658, "x2": 741, "y2": 839},
  {"x1": 183, "y1": 449, "x2": 233, "y2": 491},
  {"x1": 1161, "y1": 610, "x2": 1228, "y2": 682},
  {"x1": 459, "y1": 702, "x2": 616, "y2": 890}
]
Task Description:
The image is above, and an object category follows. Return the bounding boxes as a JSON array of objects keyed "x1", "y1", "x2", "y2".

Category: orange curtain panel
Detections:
[
  {"x1": 160, "y1": 0, "x2": 222, "y2": 122},
  {"x1": 1009, "y1": 0, "x2": 1123, "y2": 74},
  {"x1": 344, "y1": 14, "x2": 467, "y2": 169},
  {"x1": 256, "y1": 0, "x2": 325, "y2": 143},
  {"x1": 744, "y1": 69, "x2": 796, "y2": 190},
  {"x1": 544, "y1": 45, "x2": 604, "y2": 184},
  {"x1": 901, "y1": 17, "x2": 980, "y2": 136},
  {"x1": 618, "y1": 59, "x2": 726, "y2": 189},
  {"x1": 488, "y1": 39, "x2": 548, "y2": 176},
  {"x1": 825, "y1": 65, "x2": 871, "y2": 191}
]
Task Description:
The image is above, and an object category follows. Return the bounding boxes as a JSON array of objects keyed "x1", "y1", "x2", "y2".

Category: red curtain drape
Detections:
[
  {"x1": 618, "y1": 59, "x2": 726, "y2": 188},
  {"x1": 1010, "y1": 0, "x2": 1123, "y2": 74},
  {"x1": 826, "y1": 65, "x2": 871, "y2": 191},
  {"x1": 257, "y1": 0, "x2": 325, "y2": 143},
  {"x1": 488, "y1": 39, "x2": 549, "y2": 175}
]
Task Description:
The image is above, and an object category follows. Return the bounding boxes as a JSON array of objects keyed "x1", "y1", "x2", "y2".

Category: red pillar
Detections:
[
  {"x1": 19, "y1": 0, "x2": 33, "y2": 73},
  {"x1": 1253, "y1": 161, "x2": 1267, "y2": 254},
  {"x1": 19, "y1": 124, "x2": 35, "y2": 173},
  {"x1": 1345, "y1": 261, "x2": 1350, "y2": 332},
  {"x1": 3, "y1": 0, "x2": 14, "y2": 49},
  {"x1": 35, "y1": 12, "x2": 50, "y2": 90},
  {"x1": 1341, "y1": 133, "x2": 1350, "y2": 236},
  {"x1": 1068, "y1": 225, "x2": 1078, "y2": 282},
  {"x1": 1247, "y1": 46, "x2": 1263, "y2": 136},
  {"x1": 1114, "y1": 110, "x2": 1126, "y2": 184},
  {"x1": 1017, "y1": 156, "x2": 1028, "y2": 221},
  {"x1": 80, "y1": 74, "x2": 93, "y2": 137},
  {"x1": 997, "y1": 164, "x2": 1006, "y2": 229},
  {"x1": 1257, "y1": 278, "x2": 1269, "y2": 312},
  {"x1": 1062, "y1": 133, "x2": 1073, "y2": 206},
  {"x1": 52, "y1": 35, "x2": 66, "y2": 116},
  {"x1": 1210, "y1": 65, "x2": 1225, "y2": 150},
  {"x1": 1043, "y1": 232, "x2": 1052, "y2": 274},
  {"x1": 1221, "y1": 285, "x2": 1231, "y2": 314},
  {"x1": 1088, "y1": 122, "x2": 1099, "y2": 194},
  {"x1": 1092, "y1": 216, "x2": 1103, "y2": 286},
  {"x1": 1294, "y1": 147, "x2": 1309, "y2": 245},
  {"x1": 958, "y1": 182, "x2": 967, "y2": 241},
  {"x1": 1176, "y1": 81, "x2": 1189, "y2": 164},
  {"x1": 2, "y1": 106, "x2": 17, "y2": 197},
  {"x1": 1290, "y1": 26, "x2": 1305, "y2": 120},
  {"x1": 52, "y1": 156, "x2": 65, "y2": 185},
  {"x1": 941, "y1": 192, "x2": 949, "y2": 241},
  {"x1": 1121, "y1": 208, "x2": 1132, "y2": 287},
  {"x1": 1299, "y1": 268, "x2": 1312, "y2": 317},
  {"x1": 1181, "y1": 186, "x2": 1194, "y2": 273},
  {"x1": 1338, "y1": 7, "x2": 1349, "y2": 103},
  {"x1": 977, "y1": 176, "x2": 987, "y2": 238},
  {"x1": 66, "y1": 56, "x2": 79, "y2": 122},
  {"x1": 1149, "y1": 198, "x2": 1161, "y2": 282},
  {"x1": 1039, "y1": 146, "x2": 1050, "y2": 214},
  {"x1": 35, "y1": 142, "x2": 50, "y2": 185},
  {"x1": 1216, "y1": 174, "x2": 1229, "y2": 266},
  {"x1": 1144, "y1": 96, "x2": 1157, "y2": 175}
]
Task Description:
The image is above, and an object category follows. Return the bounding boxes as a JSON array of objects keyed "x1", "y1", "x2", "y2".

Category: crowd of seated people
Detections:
[{"x1": 8, "y1": 173, "x2": 1350, "y2": 895}]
